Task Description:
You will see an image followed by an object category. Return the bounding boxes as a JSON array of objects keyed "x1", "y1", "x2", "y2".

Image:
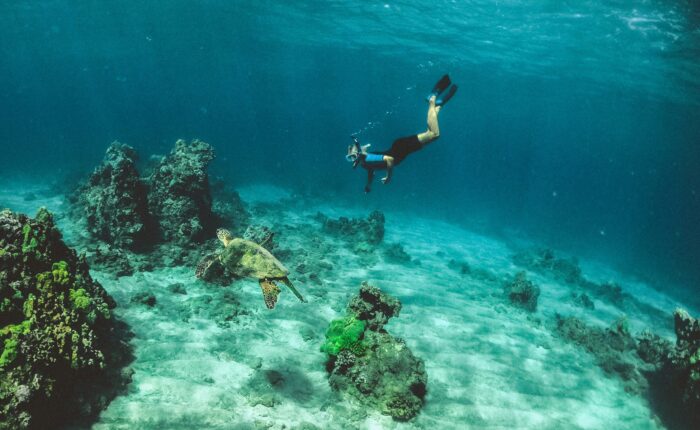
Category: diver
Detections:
[{"x1": 346, "y1": 74, "x2": 457, "y2": 193}]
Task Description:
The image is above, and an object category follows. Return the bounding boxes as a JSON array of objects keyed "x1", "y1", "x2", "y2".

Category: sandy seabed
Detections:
[{"x1": 1, "y1": 181, "x2": 692, "y2": 430}]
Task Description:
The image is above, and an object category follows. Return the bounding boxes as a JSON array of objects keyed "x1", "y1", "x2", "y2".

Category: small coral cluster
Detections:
[
  {"x1": 0, "y1": 208, "x2": 131, "y2": 429},
  {"x1": 504, "y1": 271, "x2": 540, "y2": 312},
  {"x1": 321, "y1": 282, "x2": 427, "y2": 421}
]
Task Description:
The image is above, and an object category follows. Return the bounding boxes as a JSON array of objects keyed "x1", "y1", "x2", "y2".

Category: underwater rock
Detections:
[
  {"x1": 74, "y1": 142, "x2": 151, "y2": 250},
  {"x1": 554, "y1": 314, "x2": 647, "y2": 394},
  {"x1": 322, "y1": 282, "x2": 426, "y2": 421},
  {"x1": 318, "y1": 210, "x2": 385, "y2": 249},
  {"x1": 504, "y1": 271, "x2": 540, "y2": 312},
  {"x1": 667, "y1": 309, "x2": 700, "y2": 416},
  {"x1": 130, "y1": 291, "x2": 156, "y2": 307},
  {"x1": 636, "y1": 329, "x2": 672, "y2": 369},
  {"x1": 382, "y1": 242, "x2": 412, "y2": 264},
  {"x1": 347, "y1": 281, "x2": 402, "y2": 331},
  {"x1": 167, "y1": 282, "x2": 187, "y2": 295},
  {"x1": 447, "y1": 258, "x2": 471, "y2": 275},
  {"x1": 88, "y1": 245, "x2": 134, "y2": 277},
  {"x1": 512, "y1": 248, "x2": 582, "y2": 284},
  {"x1": 571, "y1": 292, "x2": 595, "y2": 310},
  {"x1": 147, "y1": 139, "x2": 215, "y2": 245},
  {"x1": 0, "y1": 208, "x2": 132, "y2": 429},
  {"x1": 243, "y1": 224, "x2": 276, "y2": 250}
]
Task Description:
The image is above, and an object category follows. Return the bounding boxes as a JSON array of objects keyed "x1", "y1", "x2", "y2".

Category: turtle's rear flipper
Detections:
[
  {"x1": 259, "y1": 279, "x2": 281, "y2": 309},
  {"x1": 280, "y1": 277, "x2": 306, "y2": 303}
]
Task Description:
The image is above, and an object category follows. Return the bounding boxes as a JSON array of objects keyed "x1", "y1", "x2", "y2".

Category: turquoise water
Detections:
[{"x1": 1, "y1": 1, "x2": 700, "y2": 429}]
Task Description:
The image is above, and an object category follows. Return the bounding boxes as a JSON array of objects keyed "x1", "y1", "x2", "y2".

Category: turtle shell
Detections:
[{"x1": 219, "y1": 238, "x2": 288, "y2": 279}]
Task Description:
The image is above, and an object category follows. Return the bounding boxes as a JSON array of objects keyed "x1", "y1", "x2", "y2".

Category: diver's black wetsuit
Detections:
[{"x1": 382, "y1": 134, "x2": 423, "y2": 165}]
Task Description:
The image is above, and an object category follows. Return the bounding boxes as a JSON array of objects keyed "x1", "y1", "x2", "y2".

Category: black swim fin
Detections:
[
  {"x1": 436, "y1": 84, "x2": 458, "y2": 107},
  {"x1": 426, "y1": 74, "x2": 451, "y2": 101}
]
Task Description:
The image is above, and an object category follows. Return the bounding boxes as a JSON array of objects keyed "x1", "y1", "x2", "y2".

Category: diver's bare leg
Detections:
[{"x1": 417, "y1": 96, "x2": 441, "y2": 146}]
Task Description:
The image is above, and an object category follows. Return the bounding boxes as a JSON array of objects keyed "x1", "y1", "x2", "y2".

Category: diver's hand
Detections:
[
  {"x1": 364, "y1": 185, "x2": 371, "y2": 193},
  {"x1": 381, "y1": 177, "x2": 390, "y2": 184}
]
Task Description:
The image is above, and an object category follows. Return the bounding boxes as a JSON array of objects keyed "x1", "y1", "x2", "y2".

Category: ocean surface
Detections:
[{"x1": 1, "y1": 1, "x2": 700, "y2": 429}]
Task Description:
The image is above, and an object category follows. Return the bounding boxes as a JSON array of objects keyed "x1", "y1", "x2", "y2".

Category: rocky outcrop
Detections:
[
  {"x1": 74, "y1": 142, "x2": 151, "y2": 250},
  {"x1": 504, "y1": 271, "x2": 540, "y2": 312},
  {"x1": 317, "y1": 211, "x2": 385, "y2": 252},
  {"x1": 347, "y1": 282, "x2": 401, "y2": 331},
  {"x1": 554, "y1": 315, "x2": 647, "y2": 394},
  {"x1": 147, "y1": 139, "x2": 215, "y2": 244},
  {"x1": 666, "y1": 309, "x2": 700, "y2": 422},
  {"x1": 321, "y1": 282, "x2": 426, "y2": 421},
  {"x1": 0, "y1": 208, "x2": 132, "y2": 429}
]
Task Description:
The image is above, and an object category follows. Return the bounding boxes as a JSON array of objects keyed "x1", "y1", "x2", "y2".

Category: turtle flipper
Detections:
[
  {"x1": 279, "y1": 277, "x2": 306, "y2": 303},
  {"x1": 196, "y1": 254, "x2": 218, "y2": 280},
  {"x1": 259, "y1": 279, "x2": 281, "y2": 309}
]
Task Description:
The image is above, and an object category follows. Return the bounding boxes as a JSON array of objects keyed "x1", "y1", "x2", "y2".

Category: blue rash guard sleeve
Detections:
[{"x1": 362, "y1": 152, "x2": 387, "y2": 169}]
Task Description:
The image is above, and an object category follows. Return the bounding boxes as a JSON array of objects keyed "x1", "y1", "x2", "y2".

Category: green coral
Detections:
[
  {"x1": 69, "y1": 288, "x2": 91, "y2": 310},
  {"x1": 0, "y1": 338, "x2": 19, "y2": 367},
  {"x1": 321, "y1": 316, "x2": 367, "y2": 356},
  {"x1": 0, "y1": 320, "x2": 31, "y2": 368},
  {"x1": 52, "y1": 261, "x2": 70, "y2": 285},
  {"x1": 21, "y1": 224, "x2": 38, "y2": 254}
]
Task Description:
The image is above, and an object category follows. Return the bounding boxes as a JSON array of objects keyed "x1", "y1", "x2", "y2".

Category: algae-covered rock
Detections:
[
  {"x1": 322, "y1": 282, "x2": 426, "y2": 421},
  {"x1": 74, "y1": 142, "x2": 151, "y2": 250},
  {"x1": 347, "y1": 281, "x2": 401, "y2": 331},
  {"x1": 504, "y1": 271, "x2": 540, "y2": 312},
  {"x1": 0, "y1": 208, "x2": 132, "y2": 429},
  {"x1": 147, "y1": 139, "x2": 215, "y2": 244}
]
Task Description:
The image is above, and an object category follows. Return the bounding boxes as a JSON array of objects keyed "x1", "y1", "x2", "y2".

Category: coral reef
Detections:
[
  {"x1": 73, "y1": 142, "x2": 151, "y2": 250},
  {"x1": 504, "y1": 271, "x2": 540, "y2": 312},
  {"x1": 0, "y1": 208, "x2": 132, "y2": 429},
  {"x1": 554, "y1": 314, "x2": 648, "y2": 394},
  {"x1": 667, "y1": 309, "x2": 700, "y2": 418},
  {"x1": 317, "y1": 211, "x2": 385, "y2": 251},
  {"x1": 512, "y1": 248, "x2": 668, "y2": 324},
  {"x1": 322, "y1": 282, "x2": 426, "y2": 421},
  {"x1": 147, "y1": 139, "x2": 215, "y2": 244}
]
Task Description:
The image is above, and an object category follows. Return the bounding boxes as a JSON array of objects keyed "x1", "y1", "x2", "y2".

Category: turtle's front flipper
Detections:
[
  {"x1": 280, "y1": 277, "x2": 306, "y2": 303},
  {"x1": 259, "y1": 279, "x2": 281, "y2": 309}
]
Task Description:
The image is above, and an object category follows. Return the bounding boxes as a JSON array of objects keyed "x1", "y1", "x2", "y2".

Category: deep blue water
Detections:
[{"x1": 1, "y1": 1, "x2": 699, "y2": 294}]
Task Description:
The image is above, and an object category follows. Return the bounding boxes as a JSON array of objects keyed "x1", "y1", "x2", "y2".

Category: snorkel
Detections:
[{"x1": 346, "y1": 136, "x2": 362, "y2": 169}]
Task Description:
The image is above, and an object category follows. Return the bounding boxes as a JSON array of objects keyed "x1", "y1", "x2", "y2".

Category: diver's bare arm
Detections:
[
  {"x1": 381, "y1": 158, "x2": 394, "y2": 184},
  {"x1": 365, "y1": 169, "x2": 375, "y2": 193},
  {"x1": 417, "y1": 96, "x2": 441, "y2": 146}
]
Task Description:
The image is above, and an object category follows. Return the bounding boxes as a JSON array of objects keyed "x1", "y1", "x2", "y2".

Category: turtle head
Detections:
[{"x1": 216, "y1": 228, "x2": 234, "y2": 247}]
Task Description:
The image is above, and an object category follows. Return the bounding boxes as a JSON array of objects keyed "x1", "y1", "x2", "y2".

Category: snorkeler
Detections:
[{"x1": 346, "y1": 74, "x2": 457, "y2": 193}]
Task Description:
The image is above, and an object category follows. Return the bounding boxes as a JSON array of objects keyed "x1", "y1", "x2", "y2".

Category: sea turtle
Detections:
[{"x1": 196, "y1": 228, "x2": 306, "y2": 309}]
